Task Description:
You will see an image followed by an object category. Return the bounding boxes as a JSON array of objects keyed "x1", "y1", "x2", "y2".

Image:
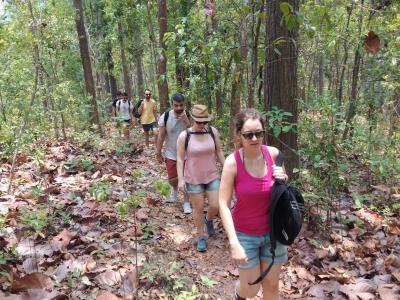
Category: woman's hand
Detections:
[
  {"x1": 272, "y1": 165, "x2": 288, "y2": 182},
  {"x1": 230, "y1": 243, "x2": 248, "y2": 265},
  {"x1": 178, "y1": 179, "x2": 186, "y2": 193}
]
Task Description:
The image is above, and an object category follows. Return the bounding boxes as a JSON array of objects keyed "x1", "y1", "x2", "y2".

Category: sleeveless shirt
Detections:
[{"x1": 232, "y1": 145, "x2": 275, "y2": 235}]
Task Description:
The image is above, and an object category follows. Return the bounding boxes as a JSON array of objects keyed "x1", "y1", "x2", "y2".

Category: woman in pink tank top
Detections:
[
  {"x1": 219, "y1": 109, "x2": 289, "y2": 300},
  {"x1": 176, "y1": 104, "x2": 225, "y2": 252}
]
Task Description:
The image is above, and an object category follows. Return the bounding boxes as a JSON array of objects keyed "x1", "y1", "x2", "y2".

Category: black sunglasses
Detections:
[
  {"x1": 195, "y1": 121, "x2": 208, "y2": 125},
  {"x1": 241, "y1": 130, "x2": 264, "y2": 140}
]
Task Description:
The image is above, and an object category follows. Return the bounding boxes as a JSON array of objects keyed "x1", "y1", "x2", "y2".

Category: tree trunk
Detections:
[
  {"x1": 248, "y1": 0, "x2": 264, "y2": 108},
  {"x1": 342, "y1": 3, "x2": 364, "y2": 141},
  {"x1": 388, "y1": 87, "x2": 400, "y2": 138},
  {"x1": 118, "y1": 21, "x2": 132, "y2": 99},
  {"x1": 318, "y1": 54, "x2": 324, "y2": 95},
  {"x1": 342, "y1": 48, "x2": 363, "y2": 140},
  {"x1": 229, "y1": 19, "x2": 249, "y2": 144},
  {"x1": 146, "y1": 1, "x2": 158, "y2": 94},
  {"x1": 133, "y1": 27, "x2": 145, "y2": 98},
  {"x1": 264, "y1": 0, "x2": 299, "y2": 176},
  {"x1": 106, "y1": 44, "x2": 118, "y2": 99},
  {"x1": 211, "y1": 18, "x2": 223, "y2": 116},
  {"x1": 73, "y1": 0, "x2": 102, "y2": 132},
  {"x1": 337, "y1": 4, "x2": 353, "y2": 111},
  {"x1": 157, "y1": 0, "x2": 169, "y2": 112}
]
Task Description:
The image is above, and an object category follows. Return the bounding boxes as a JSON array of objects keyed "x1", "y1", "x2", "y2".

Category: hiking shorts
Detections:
[
  {"x1": 142, "y1": 122, "x2": 157, "y2": 132},
  {"x1": 165, "y1": 158, "x2": 178, "y2": 180},
  {"x1": 186, "y1": 179, "x2": 220, "y2": 194},
  {"x1": 236, "y1": 232, "x2": 288, "y2": 269}
]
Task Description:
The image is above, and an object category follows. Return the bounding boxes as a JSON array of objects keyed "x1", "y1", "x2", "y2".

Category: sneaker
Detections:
[
  {"x1": 166, "y1": 189, "x2": 177, "y2": 203},
  {"x1": 182, "y1": 202, "x2": 192, "y2": 214},
  {"x1": 204, "y1": 216, "x2": 215, "y2": 237},
  {"x1": 197, "y1": 235, "x2": 207, "y2": 252}
]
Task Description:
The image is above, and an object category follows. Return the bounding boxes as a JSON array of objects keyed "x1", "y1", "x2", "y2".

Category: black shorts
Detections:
[{"x1": 142, "y1": 122, "x2": 157, "y2": 132}]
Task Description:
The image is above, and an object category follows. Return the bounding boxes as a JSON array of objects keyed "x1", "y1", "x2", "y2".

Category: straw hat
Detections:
[{"x1": 191, "y1": 104, "x2": 212, "y2": 122}]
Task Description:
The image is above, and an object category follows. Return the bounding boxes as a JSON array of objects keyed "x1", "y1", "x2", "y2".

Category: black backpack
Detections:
[
  {"x1": 250, "y1": 151, "x2": 305, "y2": 285},
  {"x1": 133, "y1": 100, "x2": 143, "y2": 118}
]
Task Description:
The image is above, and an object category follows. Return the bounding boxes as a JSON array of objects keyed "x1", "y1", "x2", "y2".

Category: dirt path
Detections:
[{"x1": 0, "y1": 127, "x2": 398, "y2": 299}]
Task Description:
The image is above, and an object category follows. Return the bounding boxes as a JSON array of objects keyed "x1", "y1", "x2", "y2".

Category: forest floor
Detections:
[{"x1": 0, "y1": 125, "x2": 399, "y2": 300}]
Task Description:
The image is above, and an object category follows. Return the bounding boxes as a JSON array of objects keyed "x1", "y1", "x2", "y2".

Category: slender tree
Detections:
[
  {"x1": 73, "y1": 0, "x2": 102, "y2": 132},
  {"x1": 157, "y1": 0, "x2": 169, "y2": 112},
  {"x1": 118, "y1": 21, "x2": 133, "y2": 99}
]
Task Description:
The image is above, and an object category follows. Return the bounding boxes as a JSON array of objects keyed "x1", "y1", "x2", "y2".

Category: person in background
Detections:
[
  {"x1": 112, "y1": 91, "x2": 122, "y2": 118},
  {"x1": 116, "y1": 92, "x2": 133, "y2": 140},
  {"x1": 219, "y1": 108, "x2": 288, "y2": 300},
  {"x1": 139, "y1": 89, "x2": 158, "y2": 147},
  {"x1": 176, "y1": 104, "x2": 225, "y2": 252},
  {"x1": 156, "y1": 93, "x2": 192, "y2": 214}
]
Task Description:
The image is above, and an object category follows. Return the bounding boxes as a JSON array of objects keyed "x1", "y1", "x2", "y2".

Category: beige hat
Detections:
[{"x1": 191, "y1": 104, "x2": 212, "y2": 122}]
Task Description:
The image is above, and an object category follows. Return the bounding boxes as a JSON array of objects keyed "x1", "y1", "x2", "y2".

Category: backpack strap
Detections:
[
  {"x1": 208, "y1": 125, "x2": 216, "y2": 151},
  {"x1": 164, "y1": 110, "x2": 170, "y2": 127},
  {"x1": 184, "y1": 126, "x2": 217, "y2": 151},
  {"x1": 184, "y1": 129, "x2": 191, "y2": 151},
  {"x1": 249, "y1": 151, "x2": 284, "y2": 286},
  {"x1": 275, "y1": 151, "x2": 284, "y2": 167}
]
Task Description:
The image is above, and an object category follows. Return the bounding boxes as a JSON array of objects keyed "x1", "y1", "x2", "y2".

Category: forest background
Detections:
[{"x1": 0, "y1": 0, "x2": 399, "y2": 299}]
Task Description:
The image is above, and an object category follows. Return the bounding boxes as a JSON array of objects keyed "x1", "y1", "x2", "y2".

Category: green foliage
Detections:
[
  {"x1": 140, "y1": 261, "x2": 208, "y2": 298},
  {"x1": 174, "y1": 285, "x2": 208, "y2": 300},
  {"x1": 263, "y1": 106, "x2": 296, "y2": 137},
  {"x1": 66, "y1": 268, "x2": 81, "y2": 288},
  {"x1": 115, "y1": 191, "x2": 145, "y2": 219},
  {"x1": 89, "y1": 181, "x2": 112, "y2": 202},
  {"x1": 80, "y1": 158, "x2": 95, "y2": 172},
  {"x1": 130, "y1": 169, "x2": 144, "y2": 181},
  {"x1": 200, "y1": 275, "x2": 217, "y2": 289},
  {"x1": 154, "y1": 179, "x2": 171, "y2": 198},
  {"x1": 20, "y1": 206, "x2": 49, "y2": 233},
  {"x1": 115, "y1": 142, "x2": 132, "y2": 157},
  {"x1": 30, "y1": 186, "x2": 43, "y2": 200},
  {"x1": 142, "y1": 224, "x2": 154, "y2": 240}
]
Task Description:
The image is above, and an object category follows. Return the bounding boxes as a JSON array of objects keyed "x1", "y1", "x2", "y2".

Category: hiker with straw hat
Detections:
[{"x1": 176, "y1": 104, "x2": 225, "y2": 252}]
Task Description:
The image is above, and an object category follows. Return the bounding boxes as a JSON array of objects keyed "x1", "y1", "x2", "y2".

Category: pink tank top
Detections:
[
  {"x1": 184, "y1": 128, "x2": 220, "y2": 185},
  {"x1": 232, "y1": 145, "x2": 275, "y2": 235}
]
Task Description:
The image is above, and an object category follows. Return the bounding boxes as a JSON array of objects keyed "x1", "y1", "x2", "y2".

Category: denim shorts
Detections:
[
  {"x1": 186, "y1": 179, "x2": 220, "y2": 194},
  {"x1": 236, "y1": 232, "x2": 288, "y2": 269}
]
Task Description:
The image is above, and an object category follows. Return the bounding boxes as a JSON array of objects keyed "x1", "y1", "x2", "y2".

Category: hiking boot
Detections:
[
  {"x1": 197, "y1": 235, "x2": 207, "y2": 252},
  {"x1": 166, "y1": 189, "x2": 177, "y2": 203},
  {"x1": 204, "y1": 216, "x2": 215, "y2": 237},
  {"x1": 182, "y1": 202, "x2": 192, "y2": 214}
]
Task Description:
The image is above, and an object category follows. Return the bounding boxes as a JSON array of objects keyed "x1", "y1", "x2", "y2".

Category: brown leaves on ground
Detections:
[
  {"x1": 11, "y1": 272, "x2": 53, "y2": 293},
  {"x1": 1, "y1": 132, "x2": 399, "y2": 299}
]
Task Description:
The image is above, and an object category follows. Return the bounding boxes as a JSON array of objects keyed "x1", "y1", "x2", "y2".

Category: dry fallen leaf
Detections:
[
  {"x1": 95, "y1": 270, "x2": 123, "y2": 287},
  {"x1": 50, "y1": 229, "x2": 76, "y2": 252},
  {"x1": 16, "y1": 289, "x2": 68, "y2": 300},
  {"x1": 96, "y1": 291, "x2": 122, "y2": 300},
  {"x1": 119, "y1": 270, "x2": 138, "y2": 297},
  {"x1": 377, "y1": 284, "x2": 400, "y2": 300},
  {"x1": 11, "y1": 273, "x2": 53, "y2": 293}
]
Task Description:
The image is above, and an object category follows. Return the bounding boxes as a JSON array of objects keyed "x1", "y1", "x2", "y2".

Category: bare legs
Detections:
[{"x1": 236, "y1": 263, "x2": 282, "y2": 300}]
